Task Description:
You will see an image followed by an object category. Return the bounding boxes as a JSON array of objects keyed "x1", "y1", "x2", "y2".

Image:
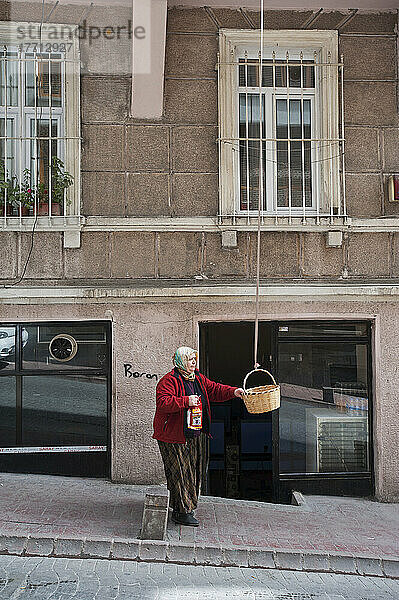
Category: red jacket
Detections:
[{"x1": 153, "y1": 368, "x2": 238, "y2": 443}]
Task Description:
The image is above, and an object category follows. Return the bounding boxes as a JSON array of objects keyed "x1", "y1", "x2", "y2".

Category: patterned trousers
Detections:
[{"x1": 158, "y1": 433, "x2": 208, "y2": 514}]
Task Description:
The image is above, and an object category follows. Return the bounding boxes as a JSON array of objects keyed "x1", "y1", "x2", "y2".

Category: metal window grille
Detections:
[
  {"x1": 218, "y1": 48, "x2": 346, "y2": 224},
  {"x1": 0, "y1": 45, "x2": 79, "y2": 219}
]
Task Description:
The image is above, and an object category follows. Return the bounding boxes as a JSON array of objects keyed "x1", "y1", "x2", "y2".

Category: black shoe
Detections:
[{"x1": 171, "y1": 511, "x2": 199, "y2": 527}]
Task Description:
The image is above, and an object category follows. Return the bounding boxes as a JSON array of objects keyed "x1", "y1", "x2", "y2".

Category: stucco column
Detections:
[{"x1": 131, "y1": 0, "x2": 167, "y2": 119}]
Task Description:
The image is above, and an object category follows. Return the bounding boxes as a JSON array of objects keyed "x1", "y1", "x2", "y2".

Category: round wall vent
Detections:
[{"x1": 49, "y1": 334, "x2": 78, "y2": 362}]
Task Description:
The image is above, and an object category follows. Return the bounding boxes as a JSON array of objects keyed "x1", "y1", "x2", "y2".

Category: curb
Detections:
[{"x1": 0, "y1": 534, "x2": 398, "y2": 579}]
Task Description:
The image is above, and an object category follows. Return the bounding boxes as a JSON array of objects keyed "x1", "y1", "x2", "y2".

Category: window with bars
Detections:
[
  {"x1": 218, "y1": 30, "x2": 344, "y2": 223},
  {"x1": 0, "y1": 23, "x2": 80, "y2": 221}
]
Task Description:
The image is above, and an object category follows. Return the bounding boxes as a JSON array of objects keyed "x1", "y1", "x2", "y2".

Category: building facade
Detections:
[{"x1": 0, "y1": 0, "x2": 398, "y2": 503}]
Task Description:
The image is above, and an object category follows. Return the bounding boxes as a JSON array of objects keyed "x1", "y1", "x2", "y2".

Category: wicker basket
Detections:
[{"x1": 242, "y1": 368, "x2": 281, "y2": 414}]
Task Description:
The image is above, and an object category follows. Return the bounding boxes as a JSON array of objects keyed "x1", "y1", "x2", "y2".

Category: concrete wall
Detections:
[
  {"x1": 0, "y1": 5, "x2": 398, "y2": 285},
  {"x1": 0, "y1": 298, "x2": 398, "y2": 501},
  {"x1": 2, "y1": 230, "x2": 399, "y2": 282}
]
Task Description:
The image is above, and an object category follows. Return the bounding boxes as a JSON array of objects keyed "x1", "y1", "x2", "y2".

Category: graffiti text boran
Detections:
[{"x1": 124, "y1": 364, "x2": 158, "y2": 381}]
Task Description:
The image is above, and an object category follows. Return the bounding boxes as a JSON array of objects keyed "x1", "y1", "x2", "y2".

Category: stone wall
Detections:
[{"x1": 0, "y1": 5, "x2": 398, "y2": 283}]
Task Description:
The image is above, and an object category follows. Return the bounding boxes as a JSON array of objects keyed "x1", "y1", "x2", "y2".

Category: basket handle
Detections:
[{"x1": 243, "y1": 368, "x2": 277, "y2": 393}]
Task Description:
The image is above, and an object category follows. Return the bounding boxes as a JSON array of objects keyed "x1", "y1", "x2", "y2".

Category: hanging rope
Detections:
[{"x1": 253, "y1": 0, "x2": 264, "y2": 370}]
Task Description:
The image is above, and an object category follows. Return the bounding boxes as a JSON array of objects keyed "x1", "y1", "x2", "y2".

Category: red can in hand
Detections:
[{"x1": 187, "y1": 397, "x2": 202, "y2": 430}]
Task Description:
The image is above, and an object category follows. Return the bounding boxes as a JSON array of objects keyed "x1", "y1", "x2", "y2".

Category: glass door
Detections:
[
  {"x1": 200, "y1": 321, "x2": 275, "y2": 502},
  {"x1": 277, "y1": 321, "x2": 373, "y2": 501}
]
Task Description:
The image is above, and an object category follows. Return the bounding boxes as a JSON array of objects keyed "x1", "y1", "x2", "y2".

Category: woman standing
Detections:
[{"x1": 153, "y1": 346, "x2": 244, "y2": 527}]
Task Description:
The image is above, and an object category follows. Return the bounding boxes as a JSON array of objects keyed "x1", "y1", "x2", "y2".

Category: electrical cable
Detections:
[{"x1": 253, "y1": 0, "x2": 264, "y2": 371}]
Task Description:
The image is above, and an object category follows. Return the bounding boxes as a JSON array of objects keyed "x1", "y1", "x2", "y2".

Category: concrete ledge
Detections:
[
  {"x1": 195, "y1": 543, "x2": 223, "y2": 566},
  {"x1": 112, "y1": 538, "x2": 140, "y2": 560},
  {"x1": 166, "y1": 541, "x2": 195, "y2": 563},
  {"x1": 356, "y1": 556, "x2": 384, "y2": 577},
  {"x1": 82, "y1": 538, "x2": 112, "y2": 559},
  {"x1": 0, "y1": 533, "x2": 398, "y2": 579},
  {"x1": 223, "y1": 545, "x2": 249, "y2": 567},
  {"x1": 53, "y1": 537, "x2": 84, "y2": 557},
  {"x1": 0, "y1": 535, "x2": 27, "y2": 555},
  {"x1": 25, "y1": 536, "x2": 54, "y2": 557},
  {"x1": 140, "y1": 540, "x2": 168, "y2": 562}
]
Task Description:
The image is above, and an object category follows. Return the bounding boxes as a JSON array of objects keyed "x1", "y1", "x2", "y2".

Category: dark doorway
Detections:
[
  {"x1": 200, "y1": 319, "x2": 373, "y2": 503},
  {"x1": 200, "y1": 321, "x2": 275, "y2": 502},
  {"x1": 0, "y1": 321, "x2": 111, "y2": 478}
]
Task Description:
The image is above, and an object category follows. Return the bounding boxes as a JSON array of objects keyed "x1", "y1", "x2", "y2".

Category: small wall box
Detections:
[{"x1": 387, "y1": 175, "x2": 399, "y2": 202}]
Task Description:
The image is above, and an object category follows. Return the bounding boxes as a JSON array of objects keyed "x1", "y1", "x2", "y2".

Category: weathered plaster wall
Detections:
[
  {"x1": 0, "y1": 298, "x2": 398, "y2": 501},
  {"x1": 0, "y1": 6, "x2": 398, "y2": 284},
  {"x1": 2, "y1": 230, "x2": 399, "y2": 282}
]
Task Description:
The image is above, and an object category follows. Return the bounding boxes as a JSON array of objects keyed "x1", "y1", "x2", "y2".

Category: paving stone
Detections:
[
  {"x1": 247, "y1": 548, "x2": 275, "y2": 569},
  {"x1": 274, "y1": 550, "x2": 303, "y2": 571},
  {"x1": 112, "y1": 539, "x2": 140, "y2": 561},
  {"x1": 329, "y1": 554, "x2": 357, "y2": 575},
  {"x1": 53, "y1": 537, "x2": 84, "y2": 557},
  {"x1": 139, "y1": 540, "x2": 168, "y2": 562},
  {"x1": 0, "y1": 535, "x2": 27, "y2": 555},
  {"x1": 222, "y1": 545, "x2": 248, "y2": 567},
  {"x1": 194, "y1": 543, "x2": 223, "y2": 566},
  {"x1": 356, "y1": 556, "x2": 384, "y2": 577},
  {"x1": 382, "y1": 559, "x2": 399, "y2": 578},
  {"x1": 25, "y1": 536, "x2": 54, "y2": 557},
  {"x1": 303, "y1": 551, "x2": 330, "y2": 572},
  {"x1": 82, "y1": 538, "x2": 112, "y2": 559},
  {"x1": 166, "y1": 542, "x2": 195, "y2": 564}
]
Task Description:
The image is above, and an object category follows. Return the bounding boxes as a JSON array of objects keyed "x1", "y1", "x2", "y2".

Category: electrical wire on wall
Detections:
[{"x1": 253, "y1": 0, "x2": 264, "y2": 370}]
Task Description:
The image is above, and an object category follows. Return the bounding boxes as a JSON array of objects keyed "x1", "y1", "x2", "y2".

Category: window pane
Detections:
[
  {"x1": 0, "y1": 50, "x2": 18, "y2": 107},
  {"x1": 30, "y1": 119, "x2": 59, "y2": 208},
  {"x1": 303, "y1": 62, "x2": 315, "y2": 88},
  {"x1": 289, "y1": 62, "x2": 301, "y2": 88},
  {"x1": 239, "y1": 59, "x2": 314, "y2": 89},
  {"x1": 22, "y1": 375, "x2": 107, "y2": 446},
  {"x1": 23, "y1": 324, "x2": 108, "y2": 371},
  {"x1": 239, "y1": 94, "x2": 266, "y2": 211},
  {"x1": 276, "y1": 99, "x2": 312, "y2": 208},
  {"x1": 0, "y1": 118, "x2": 16, "y2": 182},
  {"x1": 25, "y1": 53, "x2": 62, "y2": 108},
  {"x1": 279, "y1": 341, "x2": 369, "y2": 474},
  {"x1": 0, "y1": 376, "x2": 16, "y2": 446},
  {"x1": 0, "y1": 325, "x2": 18, "y2": 370}
]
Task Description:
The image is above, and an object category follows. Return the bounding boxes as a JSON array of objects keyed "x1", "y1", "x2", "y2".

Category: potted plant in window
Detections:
[
  {"x1": 0, "y1": 163, "x2": 34, "y2": 216},
  {"x1": 17, "y1": 168, "x2": 34, "y2": 216},
  {"x1": 37, "y1": 157, "x2": 74, "y2": 216},
  {"x1": 0, "y1": 161, "x2": 14, "y2": 215}
]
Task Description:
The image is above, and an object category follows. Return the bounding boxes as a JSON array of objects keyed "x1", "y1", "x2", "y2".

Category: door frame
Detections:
[{"x1": 197, "y1": 313, "x2": 376, "y2": 502}]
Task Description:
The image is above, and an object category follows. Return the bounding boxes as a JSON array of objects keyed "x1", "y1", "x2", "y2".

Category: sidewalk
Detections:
[{"x1": 0, "y1": 472, "x2": 398, "y2": 578}]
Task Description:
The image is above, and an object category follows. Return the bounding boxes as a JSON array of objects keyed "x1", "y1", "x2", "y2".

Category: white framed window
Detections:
[
  {"x1": 218, "y1": 30, "x2": 344, "y2": 223},
  {"x1": 0, "y1": 22, "x2": 80, "y2": 222}
]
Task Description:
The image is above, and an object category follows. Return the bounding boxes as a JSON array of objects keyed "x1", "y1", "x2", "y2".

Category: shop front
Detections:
[
  {"x1": 0, "y1": 307, "x2": 381, "y2": 503},
  {"x1": 200, "y1": 320, "x2": 372, "y2": 503},
  {"x1": 0, "y1": 321, "x2": 111, "y2": 478}
]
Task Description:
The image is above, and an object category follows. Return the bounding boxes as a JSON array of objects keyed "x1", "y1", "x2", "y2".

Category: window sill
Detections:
[
  {"x1": 82, "y1": 215, "x2": 399, "y2": 233},
  {"x1": 0, "y1": 215, "x2": 84, "y2": 248}
]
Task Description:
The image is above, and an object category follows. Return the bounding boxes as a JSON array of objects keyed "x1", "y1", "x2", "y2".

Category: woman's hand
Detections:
[
  {"x1": 188, "y1": 395, "x2": 200, "y2": 406},
  {"x1": 234, "y1": 388, "x2": 244, "y2": 398}
]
